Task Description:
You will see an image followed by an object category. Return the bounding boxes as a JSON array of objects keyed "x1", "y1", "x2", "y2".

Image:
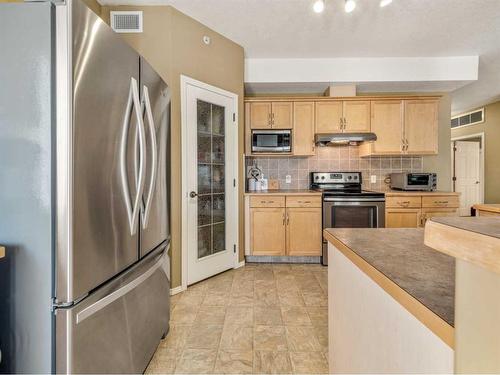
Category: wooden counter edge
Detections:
[
  {"x1": 473, "y1": 204, "x2": 500, "y2": 214},
  {"x1": 323, "y1": 229, "x2": 454, "y2": 349},
  {"x1": 425, "y1": 220, "x2": 500, "y2": 274},
  {"x1": 244, "y1": 191, "x2": 322, "y2": 196},
  {"x1": 383, "y1": 191, "x2": 460, "y2": 197},
  {"x1": 0, "y1": 246, "x2": 5, "y2": 259}
]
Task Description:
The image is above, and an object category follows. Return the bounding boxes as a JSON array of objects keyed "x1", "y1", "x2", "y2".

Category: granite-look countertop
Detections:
[
  {"x1": 244, "y1": 189, "x2": 322, "y2": 196},
  {"x1": 425, "y1": 217, "x2": 500, "y2": 275},
  {"x1": 431, "y1": 216, "x2": 500, "y2": 239},
  {"x1": 324, "y1": 228, "x2": 455, "y2": 327},
  {"x1": 473, "y1": 203, "x2": 500, "y2": 214},
  {"x1": 377, "y1": 190, "x2": 459, "y2": 197}
]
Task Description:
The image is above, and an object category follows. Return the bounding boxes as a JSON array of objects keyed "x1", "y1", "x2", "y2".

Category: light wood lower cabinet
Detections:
[
  {"x1": 250, "y1": 207, "x2": 286, "y2": 255},
  {"x1": 386, "y1": 208, "x2": 422, "y2": 228},
  {"x1": 286, "y1": 208, "x2": 322, "y2": 256},
  {"x1": 385, "y1": 193, "x2": 459, "y2": 228},
  {"x1": 248, "y1": 195, "x2": 322, "y2": 256}
]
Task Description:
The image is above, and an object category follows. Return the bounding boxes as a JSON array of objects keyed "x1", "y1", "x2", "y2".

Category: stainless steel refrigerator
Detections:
[{"x1": 0, "y1": 0, "x2": 171, "y2": 373}]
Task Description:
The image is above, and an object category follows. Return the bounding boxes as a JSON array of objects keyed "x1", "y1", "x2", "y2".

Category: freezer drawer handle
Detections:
[
  {"x1": 76, "y1": 247, "x2": 167, "y2": 324},
  {"x1": 140, "y1": 85, "x2": 158, "y2": 228},
  {"x1": 120, "y1": 77, "x2": 147, "y2": 235}
]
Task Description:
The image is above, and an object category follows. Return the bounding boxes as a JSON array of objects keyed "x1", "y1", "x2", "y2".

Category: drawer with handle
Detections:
[
  {"x1": 386, "y1": 196, "x2": 421, "y2": 208},
  {"x1": 250, "y1": 195, "x2": 285, "y2": 208},
  {"x1": 286, "y1": 195, "x2": 322, "y2": 208},
  {"x1": 422, "y1": 195, "x2": 459, "y2": 208}
]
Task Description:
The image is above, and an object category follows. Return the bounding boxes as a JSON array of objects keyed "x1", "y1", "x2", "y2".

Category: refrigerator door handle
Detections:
[
  {"x1": 140, "y1": 85, "x2": 158, "y2": 228},
  {"x1": 120, "y1": 77, "x2": 147, "y2": 235}
]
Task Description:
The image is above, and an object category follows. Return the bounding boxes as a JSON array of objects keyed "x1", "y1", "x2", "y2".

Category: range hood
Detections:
[{"x1": 315, "y1": 133, "x2": 377, "y2": 146}]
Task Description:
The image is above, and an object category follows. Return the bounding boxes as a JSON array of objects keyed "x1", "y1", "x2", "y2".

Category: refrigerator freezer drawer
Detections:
[{"x1": 55, "y1": 243, "x2": 170, "y2": 374}]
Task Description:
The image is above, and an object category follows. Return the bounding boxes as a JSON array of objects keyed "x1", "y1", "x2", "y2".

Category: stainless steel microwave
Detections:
[
  {"x1": 251, "y1": 130, "x2": 291, "y2": 153},
  {"x1": 390, "y1": 172, "x2": 437, "y2": 191}
]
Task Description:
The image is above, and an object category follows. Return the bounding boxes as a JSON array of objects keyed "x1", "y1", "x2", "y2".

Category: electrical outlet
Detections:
[
  {"x1": 370, "y1": 175, "x2": 377, "y2": 184},
  {"x1": 285, "y1": 175, "x2": 292, "y2": 184}
]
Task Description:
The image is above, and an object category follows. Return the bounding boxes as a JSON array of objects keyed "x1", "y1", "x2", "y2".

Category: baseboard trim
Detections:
[
  {"x1": 245, "y1": 255, "x2": 322, "y2": 264},
  {"x1": 170, "y1": 285, "x2": 186, "y2": 295},
  {"x1": 235, "y1": 261, "x2": 245, "y2": 269}
]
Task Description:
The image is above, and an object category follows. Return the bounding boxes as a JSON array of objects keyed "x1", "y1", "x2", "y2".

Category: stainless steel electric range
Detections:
[{"x1": 310, "y1": 172, "x2": 386, "y2": 265}]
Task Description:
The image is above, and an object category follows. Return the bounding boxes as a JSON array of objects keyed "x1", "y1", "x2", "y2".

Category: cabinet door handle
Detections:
[
  {"x1": 282, "y1": 212, "x2": 286, "y2": 226},
  {"x1": 286, "y1": 212, "x2": 289, "y2": 225}
]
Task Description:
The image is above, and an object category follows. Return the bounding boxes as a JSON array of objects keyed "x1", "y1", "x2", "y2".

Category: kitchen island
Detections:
[{"x1": 324, "y1": 228, "x2": 455, "y2": 373}]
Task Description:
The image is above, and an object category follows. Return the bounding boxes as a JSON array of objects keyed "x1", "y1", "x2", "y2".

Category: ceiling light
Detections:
[
  {"x1": 379, "y1": 0, "x2": 392, "y2": 7},
  {"x1": 313, "y1": 0, "x2": 325, "y2": 13},
  {"x1": 344, "y1": 0, "x2": 356, "y2": 13}
]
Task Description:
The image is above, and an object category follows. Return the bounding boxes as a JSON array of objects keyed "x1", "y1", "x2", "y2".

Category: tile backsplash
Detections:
[{"x1": 246, "y1": 145, "x2": 423, "y2": 191}]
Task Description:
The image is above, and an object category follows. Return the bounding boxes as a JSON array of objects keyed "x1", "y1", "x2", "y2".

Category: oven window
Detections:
[
  {"x1": 407, "y1": 174, "x2": 429, "y2": 186},
  {"x1": 331, "y1": 206, "x2": 376, "y2": 228},
  {"x1": 254, "y1": 133, "x2": 278, "y2": 147}
]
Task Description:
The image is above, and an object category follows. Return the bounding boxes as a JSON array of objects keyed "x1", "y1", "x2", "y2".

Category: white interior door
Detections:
[
  {"x1": 453, "y1": 141, "x2": 481, "y2": 216},
  {"x1": 184, "y1": 79, "x2": 238, "y2": 286}
]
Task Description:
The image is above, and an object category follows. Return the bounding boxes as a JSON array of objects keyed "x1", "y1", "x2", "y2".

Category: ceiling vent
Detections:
[
  {"x1": 110, "y1": 11, "x2": 143, "y2": 33},
  {"x1": 451, "y1": 108, "x2": 484, "y2": 129}
]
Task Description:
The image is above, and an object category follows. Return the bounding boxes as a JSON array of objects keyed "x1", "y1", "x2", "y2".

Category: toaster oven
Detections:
[{"x1": 390, "y1": 173, "x2": 437, "y2": 191}]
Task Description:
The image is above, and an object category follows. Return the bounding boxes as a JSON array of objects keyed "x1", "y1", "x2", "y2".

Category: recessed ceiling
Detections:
[{"x1": 98, "y1": 0, "x2": 500, "y2": 113}]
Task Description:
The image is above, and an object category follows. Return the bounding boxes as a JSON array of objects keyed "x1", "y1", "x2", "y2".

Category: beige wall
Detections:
[
  {"x1": 451, "y1": 100, "x2": 500, "y2": 203},
  {"x1": 101, "y1": 6, "x2": 245, "y2": 289},
  {"x1": 424, "y1": 94, "x2": 452, "y2": 191}
]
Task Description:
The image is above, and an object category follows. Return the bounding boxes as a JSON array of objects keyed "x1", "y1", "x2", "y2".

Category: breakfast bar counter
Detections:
[{"x1": 324, "y1": 227, "x2": 455, "y2": 374}]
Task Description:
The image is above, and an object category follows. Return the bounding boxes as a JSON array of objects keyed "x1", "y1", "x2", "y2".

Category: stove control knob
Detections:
[
  {"x1": 315, "y1": 176, "x2": 319, "y2": 180},
  {"x1": 348, "y1": 176, "x2": 352, "y2": 180},
  {"x1": 321, "y1": 176, "x2": 325, "y2": 180},
  {"x1": 353, "y1": 175, "x2": 358, "y2": 180}
]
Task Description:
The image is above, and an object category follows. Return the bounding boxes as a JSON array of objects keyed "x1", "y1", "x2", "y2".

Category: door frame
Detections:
[
  {"x1": 451, "y1": 132, "x2": 485, "y2": 205},
  {"x1": 180, "y1": 75, "x2": 239, "y2": 291}
]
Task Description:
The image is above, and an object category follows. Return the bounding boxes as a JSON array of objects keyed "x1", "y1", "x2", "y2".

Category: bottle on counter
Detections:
[{"x1": 260, "y1": 174, "x2": 268, "y2": 190}]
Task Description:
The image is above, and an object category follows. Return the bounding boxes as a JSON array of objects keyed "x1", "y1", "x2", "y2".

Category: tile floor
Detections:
[{"x1": 146, "y1": 263, "x2": 329, "y2": 374}]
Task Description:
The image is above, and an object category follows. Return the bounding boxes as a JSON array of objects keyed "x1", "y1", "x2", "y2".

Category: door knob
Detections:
[{"x1": 189, "y1": 191, "x2": 198, "y2": 198}]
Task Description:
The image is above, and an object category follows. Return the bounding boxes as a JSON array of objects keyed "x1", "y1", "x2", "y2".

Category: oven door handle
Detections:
[{"x1": 323, "y1": 197, "x2": 386, "y2": 202}]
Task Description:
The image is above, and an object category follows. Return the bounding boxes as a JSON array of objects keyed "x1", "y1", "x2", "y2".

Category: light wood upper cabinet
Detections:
[
  {"x1": 272, "y1": 102, "x2": 293, "y2": 129},
  {"x1": 249, "y1": 101, "x2": 292, "y2": 129},
  {"x1": 343, "y1": 100, "x2": 371, "y2": 132},
  {"x1": 250, "y1": 207, "x2": 286, "y2": 255},
  {"x1": 366, "y1": 100, "x2": 403, "y2": 154},
  {"x1": 315, "y1": 101, "x2": 343, "y2": 133},
  {"x1": 286, "y1": 207, "x2": 322, "y2": 256},
  {"x1": 404, "y1": 100, "x2": 439, "y2": 155},
  {"x1": 245, "y1": 96, "x2": 440, "y2": 157},
  {"x1": 249, "y1": 102, "x2": 272, "y2": 129},
  {"x1": 293, "y1": 102, "x2": 315, "y2": 156}
]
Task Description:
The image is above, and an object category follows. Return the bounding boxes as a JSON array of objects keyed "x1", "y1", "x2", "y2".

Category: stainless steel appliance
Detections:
[
  {"x1": 315, "y1": 132, "x2": 377, "y2": 146},
  {"x1": 310, "y1": 172, "x2": 385, "y2": 265},
  {"x1": 0, "y1": 1, "x2": 171, "y2": 373},
  {"x1": 251, "y1": 129, "x2": 291, "y2": 153},
  {"x1": 390, "y1": 172, "x2": 437, "y2": 191}
]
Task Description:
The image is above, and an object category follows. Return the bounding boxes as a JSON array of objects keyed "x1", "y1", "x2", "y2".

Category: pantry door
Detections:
[{"x1": 182, "y1": 76, "x2": 238, "y2": 286}]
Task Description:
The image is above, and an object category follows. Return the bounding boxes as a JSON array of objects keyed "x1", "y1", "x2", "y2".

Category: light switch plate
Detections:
[
  {"x1": 285, "y1": 175, "x2": 292, "y2": 184},
  {"x1": 370, "y1": 175, "x2": 377, "y2": 184}
]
